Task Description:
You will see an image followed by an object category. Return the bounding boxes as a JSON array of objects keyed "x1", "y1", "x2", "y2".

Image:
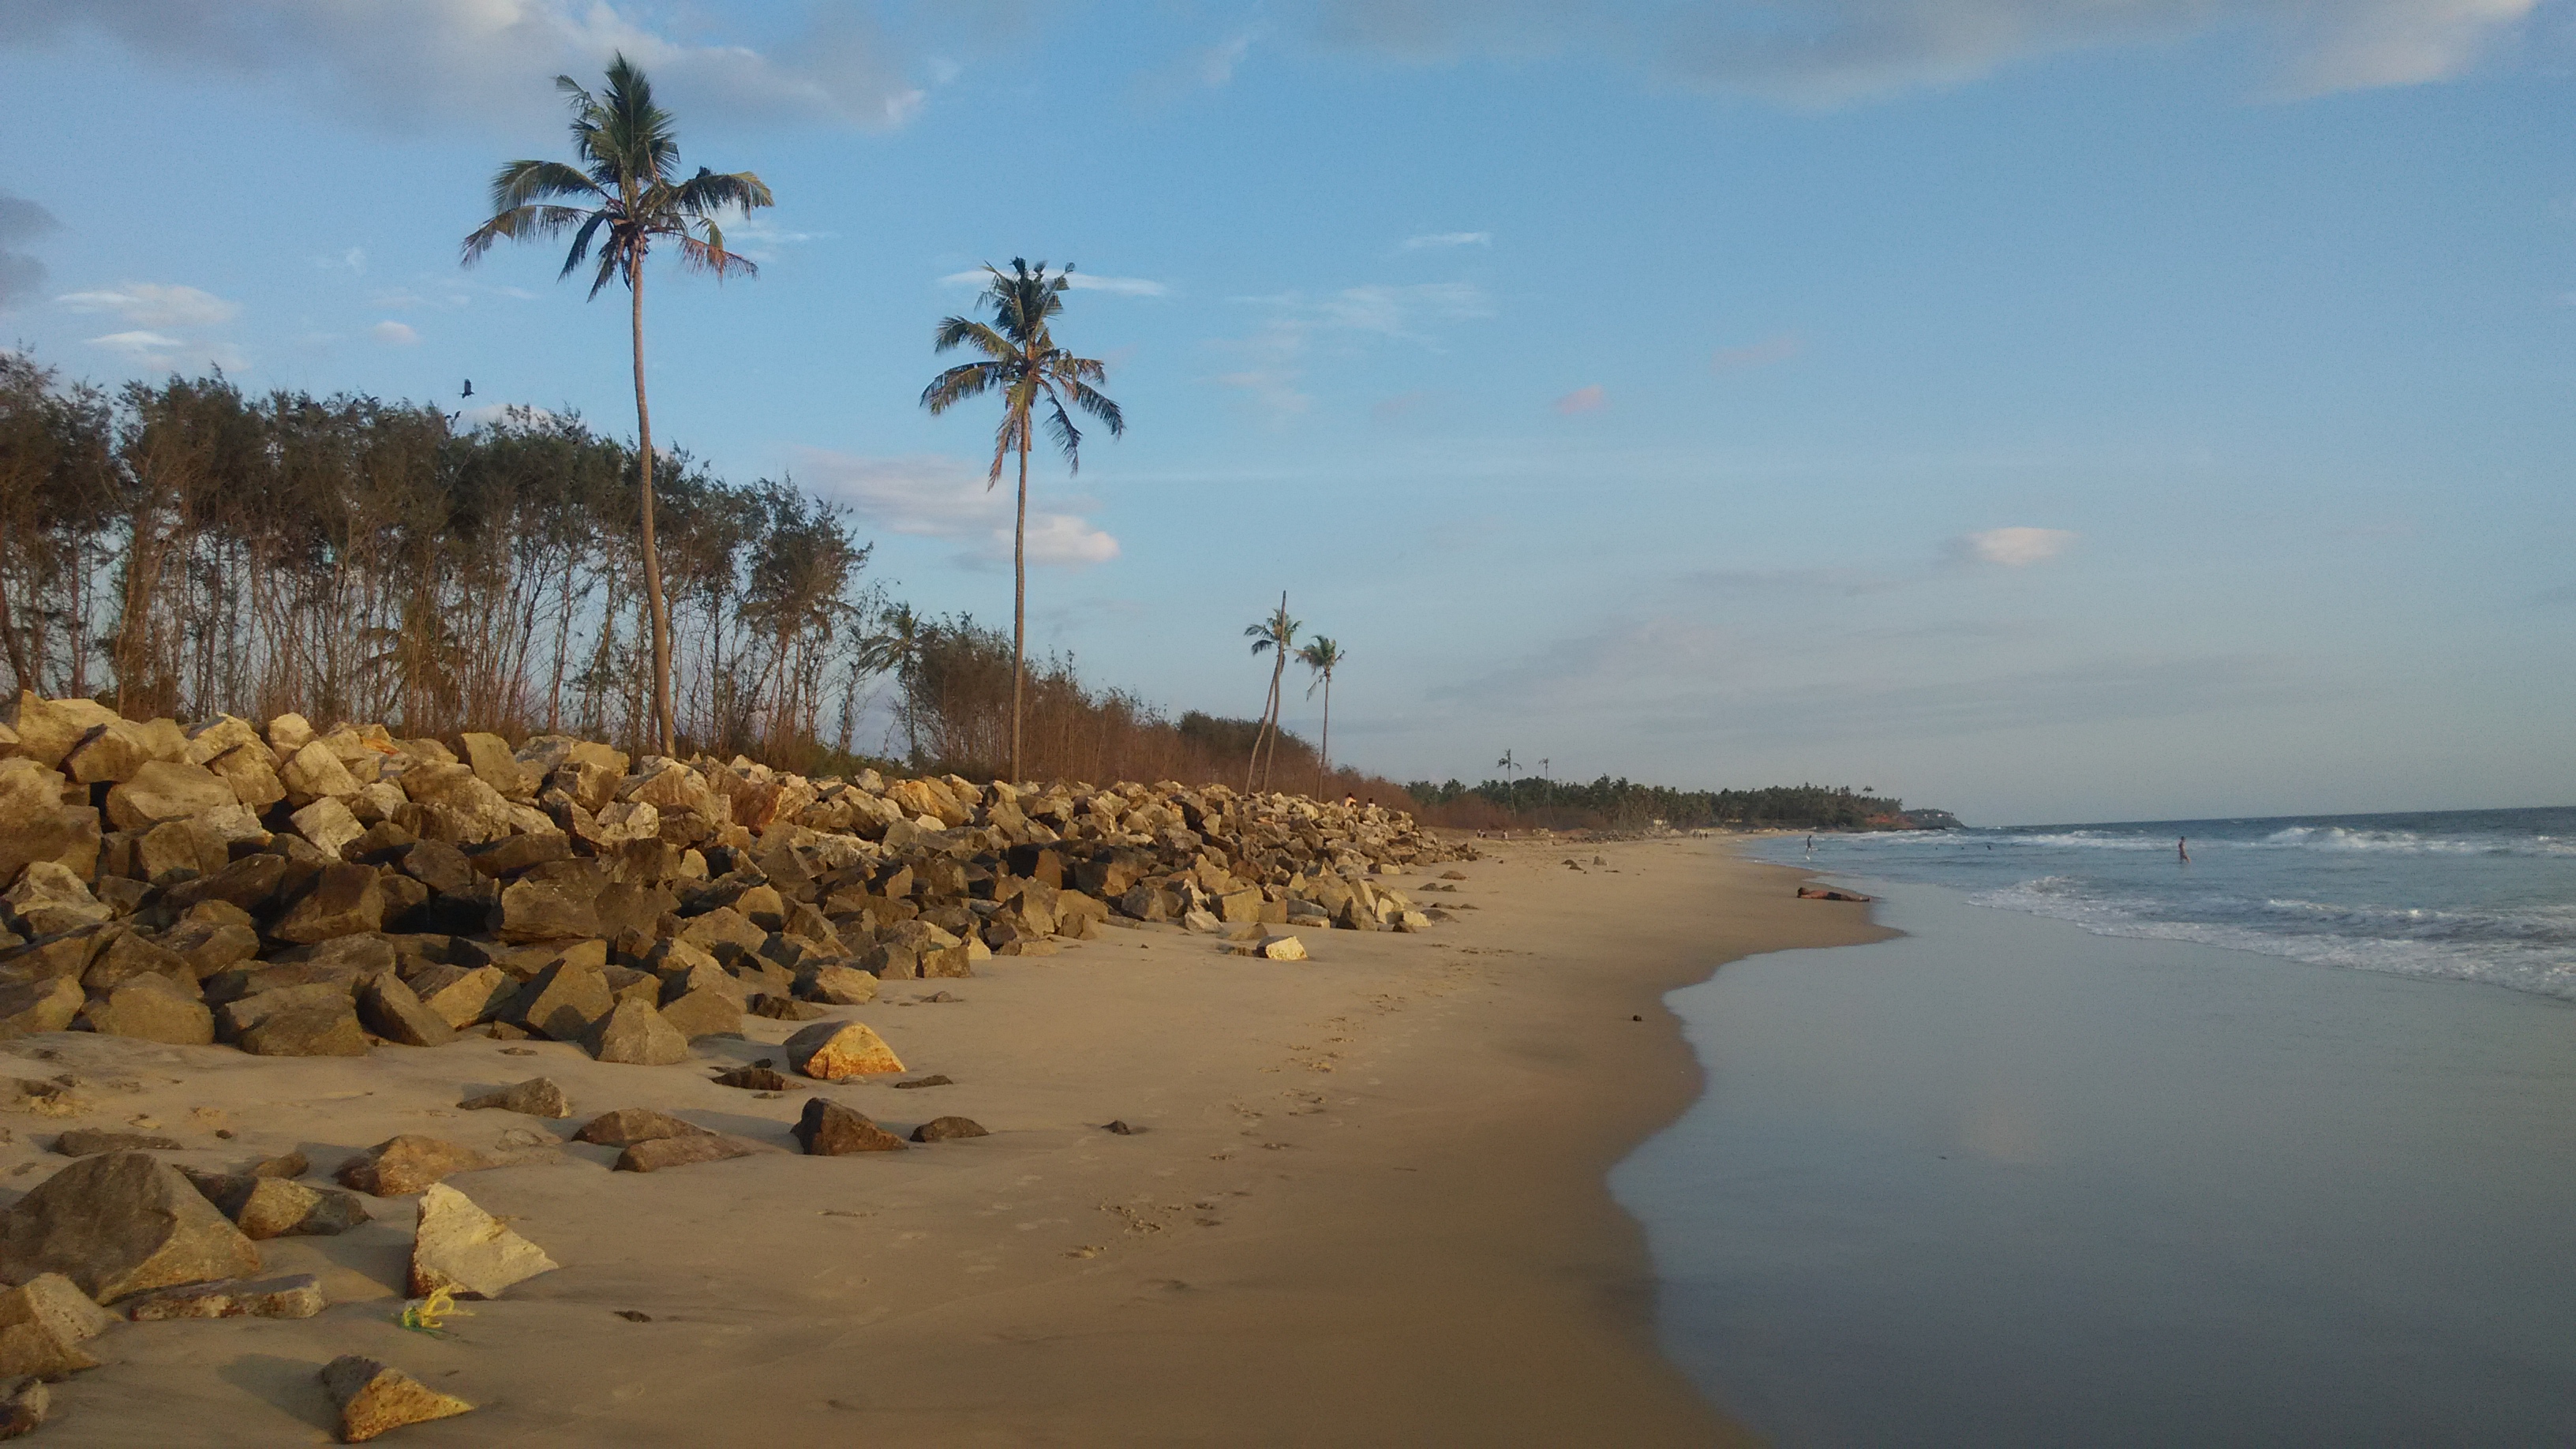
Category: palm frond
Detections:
[
  {"x1": 932, "y1": 316, "x2": 1017, "y2": 362},
  {"x1": 1042, "y1": 395, "x2": 1081, "y2": 469},
  {"x1": 675, "y1": 230, "x2": 758, "y2": 281},
  {"x1": 920, "y1": 361, "x2": 1005, "y2": 415},
  {"x1": 1065, "y1": 377, "x2": 1125, "y2": 436}
]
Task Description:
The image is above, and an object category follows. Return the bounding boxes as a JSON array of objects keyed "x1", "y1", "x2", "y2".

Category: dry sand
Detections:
[{"x1": 12, "y1": 837, "x2": 1884, "y2": 1447}]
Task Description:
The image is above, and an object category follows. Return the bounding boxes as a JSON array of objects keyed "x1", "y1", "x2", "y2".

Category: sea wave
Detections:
[{"x1": 1967, "y1": 878, "x2": 2576, "y2": 1002}]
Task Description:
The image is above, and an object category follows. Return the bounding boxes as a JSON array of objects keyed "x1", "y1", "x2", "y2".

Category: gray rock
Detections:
[
  {"x1": 238, "y1": 1002, "x2": 369, "y2": 1057},
  {"x1": 792, "y1": 1098, "x2": 907, "y2": 1155},
  {"x1": 77, "y1": 974, "x2": 213, "y2": 1045},
  {"x1": 912, "y1": 1115, "x2": 990, "y2": 1143},
  {"x1": 125, "y1": 1272, "x2": 325, "y2": 1320},
  {"x1": 584, "y1": 997, "x2": 689, "y2": 1065},
  {"x1": 335, "y1": 1135, "x2": 491, "y2": 1197},
  {"x1": 320, "y1": 1354, "x2": 474, "y2": 1443},
  {"x1": 180, "y1": 1170, "x2": 368, "y2": 1238},
  {"x1": 408, "y1": 1182, "x2": 557, "y2": 1299},
  {"x1": 458, "y1": 1076, "x2": 571, "y2": 1118},
  {"x1": 354, "y1": 972, "x2": 455, "y2": 1047},
  {"x1": 53, "y1": 1129, "x2": 182, "y2": 1157},
  {"x1": 0, "y1": 1151, "x2": 261, "y2": 1303}
]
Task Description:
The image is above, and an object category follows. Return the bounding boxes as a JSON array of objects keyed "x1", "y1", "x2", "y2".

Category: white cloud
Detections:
[
  {"x1": 369, "y1": 320, "x2": 419, "y2": 345},
  {"x1": 792, "y1": 449, "x2": 1121, "y2": 570},
  {"x1": 3, "y1": 1, "x2": 929, "y2": 132},
  {"x1": 1953, "y1": 526, "x2": 2078, "y2": 567},
  {"x1": 57, "y1": 282, "x2": 238, "y2": 328},
  {"x1": 1402, "y1": 230, "x2": 1491, "y2": 249},
  {"x1": 938, "y1": 268, "x2": 1168, "y2": 298},
  {"x1": 84, "y1": 329, "x2": 247, "y2": 372},
  {"x1": 1313, "y1": 0, "x2": 2540, "y2": 103}
]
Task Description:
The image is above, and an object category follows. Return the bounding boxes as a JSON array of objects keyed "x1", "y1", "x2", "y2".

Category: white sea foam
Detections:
[{"x1": 1968, "y1": 878, "x2": 2576, "y2": 1002}]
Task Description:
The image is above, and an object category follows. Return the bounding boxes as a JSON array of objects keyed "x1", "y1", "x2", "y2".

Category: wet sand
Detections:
[{"x1": 17, "y1": 837, "x2": 1879, "y2": 1447}]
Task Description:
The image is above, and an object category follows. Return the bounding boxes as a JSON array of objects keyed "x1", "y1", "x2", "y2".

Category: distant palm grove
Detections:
[{"x1": 0, "y1": 54, "x2": 1926, "y2": 837}]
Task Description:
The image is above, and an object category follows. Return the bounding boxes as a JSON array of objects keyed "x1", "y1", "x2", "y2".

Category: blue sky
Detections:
[{"x1": 3, "y1": 1, "x2": 2570, "y2": 823}]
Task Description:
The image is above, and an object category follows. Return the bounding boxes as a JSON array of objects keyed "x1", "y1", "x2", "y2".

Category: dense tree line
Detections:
[
  {"x1": 1400, "y1": 775, "x2": 1944, "y2": 832},
  {"x1": 0, "y1": 350, "x2": 1431, "y2": 801},
  {"x1": 0, "y1": 354, "x2": 879, "y2": 763}
]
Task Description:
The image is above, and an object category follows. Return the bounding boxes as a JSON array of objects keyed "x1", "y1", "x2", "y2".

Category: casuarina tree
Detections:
[
  {"x1": 462, "y1": 52, "x2": 772, "y2": 757},
  {"x1": 921, "y1": 260, "x2": 1125, "y2": 784}
]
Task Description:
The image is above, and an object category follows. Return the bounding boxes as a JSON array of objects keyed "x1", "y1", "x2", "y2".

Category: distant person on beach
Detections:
[
  {"x1": 1806, "y1": 835, "x2": 1815, "y2": 858},
  {"x1": 2179, "y1": 836, "x2": 2190, "y2": 863}
]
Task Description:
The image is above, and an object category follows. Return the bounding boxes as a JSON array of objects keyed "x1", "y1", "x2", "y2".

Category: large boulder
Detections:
[
  {"x1": 278, "y1": 740, "x2": 361, "y2": 806},
  {"x1": 583, "y1": 998, "x2": 689, "y2": 1065},
  {"x1": 783, "y1": 1019, "x2": 906, "y2": 1080},
  {"x1": 2, "y1": 695, "x2": 118, "y2": 771},
  {"x1": 270, "y1": 863, "x2": 385, "y2": 945},
  {"x1": 0, "y1": 761, "x2": 97, "y2": 889},
  {"x1": 2, "y1": 864, "x2": 110, "y2": 938},
  {"x1": 792, "y1": 1098, "x2": 907, "y2": 1155},
  {"x1": 507, "y1": 958, "x2": 613, "y2": 1041},
  {"x1": 78, "y1": 975, "x2": 213, "y2": 1045},
  {"x1": 335, "y1": 1136, "x2": 490, "y2": 1197},
  {"x1": 102, "y1": 759, "x2": 236, "y2": 831},
  {"x1": 0, "y1": 979, "x2": 83, "y2": 1041},
  {"x1": 61, "y1": 719, "x2": 165, "y2": 786},
  {"x1": 407, "y1": 1182, "x2": 557, "y2": 1299},
  {"x1": 202, "y1": 745, "x2": 286, "y2": 811},
  {"x1": 0, "y1": 1152, "x2": 261, "y2": 1304},
  {"x1": 180, "y1": 1170, "x2": 369, "y2": 1239},
  {"x1": 456, "y1": 733, "x2": 536, "y2": 801},
  {"x1": 354, "y1": 972, "x2": 455, "y2": 1047},
  {"x1": 496, "y1": 878, "x2": 600, "y2": 943}
]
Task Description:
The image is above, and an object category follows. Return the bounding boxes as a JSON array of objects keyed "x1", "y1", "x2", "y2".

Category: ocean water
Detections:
[
  {"x1": 1616, "y1": 881, "x2": 2576, "y2": 1447},
  {"x1": 1750, "y1": 807, "x2": 2576, "y2": 1002}
]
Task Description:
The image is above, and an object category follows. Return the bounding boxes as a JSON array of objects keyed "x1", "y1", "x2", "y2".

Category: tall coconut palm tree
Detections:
[
  {"x1": 1297, "y1": 635, "x2": 1344, "y2": 797},
  {"x1": 461, "y1": 52, "x2": 772, "y2": 758},
  {"x1": 921, "y1": 260, "x2": 1125, "y2": 784},
  {"x1": 1243, "y1": 593, "x2": 1298, "y2": 793}
]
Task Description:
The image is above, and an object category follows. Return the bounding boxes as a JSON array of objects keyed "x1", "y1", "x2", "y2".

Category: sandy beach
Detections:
[{"x1": 5, "y1": 837, "x2": 1881, "y2": 1447}]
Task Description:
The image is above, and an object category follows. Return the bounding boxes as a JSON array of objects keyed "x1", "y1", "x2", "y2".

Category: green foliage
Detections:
[{"x1": 1400, "y1": 775, "x2": 1931, "y2": 831}]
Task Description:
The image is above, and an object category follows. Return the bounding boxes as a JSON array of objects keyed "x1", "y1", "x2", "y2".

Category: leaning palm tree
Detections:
[
  {"x1": 1243, "y1": 593, "x2": 1299, "y2": 793},
  {"x1": 922, "y1": 260, "x2": 1125, "y2": 784},
  {"x1": 1297, "y1": 635, "x2": 1344, "y2": 796},
  {"x1": 461, "y1": 52, "x2": 772, "y2": 758}
]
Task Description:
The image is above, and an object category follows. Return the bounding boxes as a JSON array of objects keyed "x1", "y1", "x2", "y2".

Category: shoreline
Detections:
[
  {"x1": 1614, "y1": 875, "x2": 2576, "y2": 1444},
  {"x1": 29, "y1": 836, "x2": 1885, "y2": 1445}
]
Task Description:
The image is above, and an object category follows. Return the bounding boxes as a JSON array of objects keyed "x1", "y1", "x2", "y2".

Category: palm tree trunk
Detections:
[
  {"x1": 1261, "y1": 653, "x2": 1287, "y2": 790},
  {"x1": 1010, "y1": 436, "x2": 1029, "y2": 784},
  {"x1": 1318, "y1": 672, "x2": 1331, "y2": 796},
  {"x1": 1245, "y1": 672, "x2": 1274, "y2": 794},
  {"x1": 631, "y1": 257, "x2": 677, "y2": 758}
]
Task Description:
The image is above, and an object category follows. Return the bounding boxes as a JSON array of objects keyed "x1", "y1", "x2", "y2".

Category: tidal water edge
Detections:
[{"x1": 1614, "y1": 873, "x2": 2576, "y2": 1447}]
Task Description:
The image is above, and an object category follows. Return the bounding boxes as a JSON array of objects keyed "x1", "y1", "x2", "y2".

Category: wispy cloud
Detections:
[
  {"x1": 1314, "y1": 0, "x2": 2539, "y2": 104},
  {"x1": 84, "y1": 329, "x2": 247, "y2": 372},
  {"x1": 794, "y1": 449, "x2": 1120, "y2": 569},
  {"x1": 369, "y1": 320, "x2": 418, "y2": 346},
  {"x1": 1402, "y1": 230, "x2": 1491, "y2": 249},
  {"x1": 1214, "y1": 281, "x2": 1492, "y2": 418},
  {"x1": 57, "y1": 282, "x2": 238, "y2": 328},
  {"x1": 1712, "y1": 333, "x2": 1801, "y2": 373},
  {"x1": 6, "y1": 1, "x2": 930, "y2": 132},
  {"x1": 0, "y1": 190, "x2": 56, "y2": 310},
  {"x1": 1949, "y1": 526, "x2": 2078, "y2": 567},
  {"x1": 1553, "y1": 384, "x2": 1606, "y2": 414},
  {"x1": 938, "y1": 268, "x2": 1169, "y2": 298}
]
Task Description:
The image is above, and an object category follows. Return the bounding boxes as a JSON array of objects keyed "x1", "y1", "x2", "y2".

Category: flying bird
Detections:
[{"x1": 461, "y1": 379, "x2": 474, "y2": 397}]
